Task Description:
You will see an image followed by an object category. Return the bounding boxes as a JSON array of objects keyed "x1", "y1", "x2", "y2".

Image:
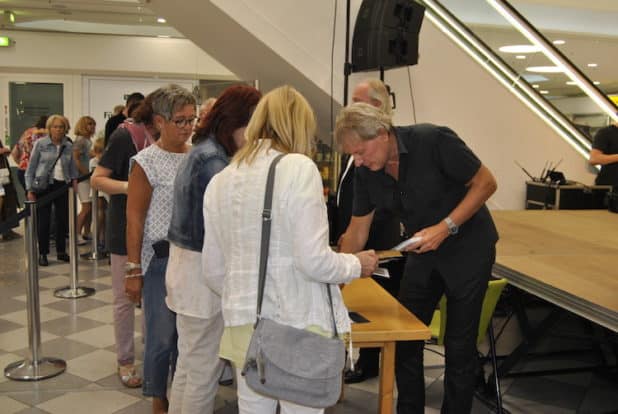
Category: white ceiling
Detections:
[{"x1": 1, "y1": 0, "x2": 616, "y2": 98}]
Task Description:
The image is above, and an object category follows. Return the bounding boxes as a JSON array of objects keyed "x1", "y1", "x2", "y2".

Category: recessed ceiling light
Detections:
[
  {"x1": 552, "y1": 40, "x2": 566, "y2": 45},
  {"x1": 532, "y1": 84, "x2": 540, "y2": 89},
  {"x1": 566, "y1": 81, "x2": 577, "y2": 85},
  {"x1": 593, "y1": 81, "x2": 601, "y2": 85},
  {"x1": 157, "y1": 35, "x2": 170, "y2": 38},
  {"x1": 157, "y1": 17, "x2": 166, "y2": 23},
  {"x1": 540, "y1": 90, "x2": 549, "y2": 94},
  {"x1": 587, "y1": 63, "x2": 598, "y2": 68},
  {"x1": 526, "y1": 66, "x2": 563, "y2": 73},
  {"x1": 499, "y1": 45, "x2": 542, "y2": 54},
  {"x1": 515, "y1": 55, "x2": 526, "y2": 60}
]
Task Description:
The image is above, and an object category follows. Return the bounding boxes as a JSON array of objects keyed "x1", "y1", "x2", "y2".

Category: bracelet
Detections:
[
  {"x1": 125, "y1": 273, "x2": 143, "y2": 279},
  {"x1": 125, "y1": 261, "x2": 142, "y2": 272}
]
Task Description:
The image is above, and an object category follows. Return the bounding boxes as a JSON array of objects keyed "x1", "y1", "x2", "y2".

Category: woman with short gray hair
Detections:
[{"x1": 125, "y1": 84, "x2": 196, "y2": 414}]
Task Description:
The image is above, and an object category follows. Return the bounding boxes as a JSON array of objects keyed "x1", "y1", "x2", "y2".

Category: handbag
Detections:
[
  {"x1": 31, "y1": 144, "x2": 65, "y2": 192},
  {"x1": 241, "y1": 154, "x2": 346, "y2": 408}
]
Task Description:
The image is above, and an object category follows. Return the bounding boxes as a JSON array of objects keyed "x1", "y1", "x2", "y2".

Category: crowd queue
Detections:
[{"x1": 1, "y1": 79, "x2": 504, "y2": 414}]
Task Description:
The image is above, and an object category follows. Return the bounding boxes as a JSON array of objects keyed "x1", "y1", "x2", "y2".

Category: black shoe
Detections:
[
  {"x1": 39, "y1": 255, "x2": 49, "y2": 266},
  {"x1": 344, "y1": 367, "x2": 378, "y2": 384},
  {"x1": 2, "y1": 230, "x2": 22, "y2": 241},
  {"x1": 57, "y1": 252, "x2": 70, "y2": 262}
]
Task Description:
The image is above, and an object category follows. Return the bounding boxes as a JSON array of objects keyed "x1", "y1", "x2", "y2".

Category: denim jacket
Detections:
[
  {"x1": 25, "y1": 136, "x2": 78, "y2": 191},
  {"x1": 168, "y1": 136, "x2": 229, "y2": 251}
]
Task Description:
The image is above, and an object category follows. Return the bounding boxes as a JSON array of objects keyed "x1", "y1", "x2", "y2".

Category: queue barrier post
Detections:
[
  {"x1": 54, "y1": 186, "x2": 95, "y2": 299},
  {"x1": 4, "y1": 201, "x2": 67, "y2": 381}
]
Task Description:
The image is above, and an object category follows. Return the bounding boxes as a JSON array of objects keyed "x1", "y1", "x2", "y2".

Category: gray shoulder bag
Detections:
[{"x1": 241, "y1": 153, "x2": 346, "y2": 408}]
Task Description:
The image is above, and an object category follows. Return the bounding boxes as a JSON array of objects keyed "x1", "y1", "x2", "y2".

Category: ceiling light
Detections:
[
  {"x1": 539, "y1": 90, "x2": 549, "y2": 95},
  {"x1": 526, "y1": 66, "x2": 563, "y2": 73},
  {"x1": 552, "y1": 40, "x2": 565, "y2": 45},
  {"x1": 566, "y1": 81, "x2": 577, "y2": 85},
  {"x1": 587, "y1": 63, "x2": 598, "y2": 68},
  {"x1": 0, "y1": 36, "x2": 11, "y2": 47},
  {"x1": 157, "y1": 35, "x2": 170, "y2": 38},
  {"x1": 515, "y1": 55, "x2": 526, "y2": 60},
  {"x1": 532, "y1": 84, "x2": 540, "y2": 89},
  {"x1": 498, "y1": 45, "x2": 541, "y2": 54},
  {"x1": 157, "y1": 17, "x2": 166, "y2": 23},
  {"x1": 593, "y1": 81, "x2": 601, "y2": 85}
]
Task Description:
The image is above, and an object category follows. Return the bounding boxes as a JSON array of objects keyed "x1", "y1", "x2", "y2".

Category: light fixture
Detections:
[
  {"x1": 488, "y1": 0, "x2": 618, "y2": 123},
  {"x1": 157, "y1": 35, "x2": 170, "y2": 38},
  {"x1": 157, "y1": 17, "x2": 166, "y2": 23},
  {"x1": 0, "y1": 35, "x2": 11, "y2": 47},
  {"x1": 515, "y1": 55, "x2": 526, "y2": 60},
  {"x1": 498, "y1": 45, "x2": 541, "y2": 54},
  {"x1": 1, "y1": 10, "x2": 15, "y2": 25},
  {"x1": 539, "y1": 90, "x2": 549, "y2": 95},
  {"x1": 532, "y1": 84, "x2": 540, "y2": 89},
  {"x1": 593, "y1": 81, "x2": 601, "y2": 85},
  {"x1": 552, "y1": 40, "x2": 565, "y2": 45},
  {"x1": 587, "y1": 63, "x2": 598, "y2": 68},
  {"x1": 526, "y1": 66, "x2": 563, "y2": 73},
  {"x1": 422, "y1": 0, "x2": 592, "y2": 159}
]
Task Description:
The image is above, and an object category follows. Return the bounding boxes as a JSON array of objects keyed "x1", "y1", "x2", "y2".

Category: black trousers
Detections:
[
  {"x1": 395, "y1": 246, "x2": 495, "y2": 414},
  {"x1": 36, "y1": 180, "x2": 68, "y2": 255},
  {"x1": 356, "y1": 259, "x2": 404, "y2": 374}
]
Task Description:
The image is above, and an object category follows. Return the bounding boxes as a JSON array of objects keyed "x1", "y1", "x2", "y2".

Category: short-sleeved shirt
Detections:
[
  {"x1": 73, "y1": 136, "x2": 92, "y2": 173},
  {"x1": 131, "y1": 144, "x2": 187, "y2": 273},
  {"x1": 353, "y1": 124, "x2": 498, "y2": 258},
  {"x1": 592, "y1": 124, "x2": 618, "y2": 188},
  {"x1": 99, "y1": 128, "x2": 136, "y2": 255}
]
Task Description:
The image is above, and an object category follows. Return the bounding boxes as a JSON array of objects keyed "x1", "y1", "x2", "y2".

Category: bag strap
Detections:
[
  {"x1": 255, "y1": 153, "x2": 339, "y2": 339},
  {"x1": 45, "y1": 144, "x2": 65, "y2": 179}
]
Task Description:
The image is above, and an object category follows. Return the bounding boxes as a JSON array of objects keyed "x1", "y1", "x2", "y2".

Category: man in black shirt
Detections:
[
  {"x1": 337, "y1": 79, "x2": 404, "y2": 384},
  {"x1": 104, "y1": 92, "x2": 145, "y2": 148},
  {"x1": 336, "y1": 103, "x2": 498, "y2": 414},
  {"x1": 589, "y1": 121, "x2": 618, "y2": 189}
]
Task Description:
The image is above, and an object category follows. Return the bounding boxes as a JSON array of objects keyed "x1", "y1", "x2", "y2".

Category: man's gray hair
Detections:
[
  {"x1": 335, "y1": 102, "x2": 393, "y2": 144},
  {"x1": 364, "y1": 78, "x2": 393, "y2": 115}
]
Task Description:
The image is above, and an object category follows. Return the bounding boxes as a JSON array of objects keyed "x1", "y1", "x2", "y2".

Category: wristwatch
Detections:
[
  {"x1": 444, "y1": 216, "x2": 459, "y2": 235},
  {"x1": 125, "y1": 262, "x2": 142, "y2": 272}
]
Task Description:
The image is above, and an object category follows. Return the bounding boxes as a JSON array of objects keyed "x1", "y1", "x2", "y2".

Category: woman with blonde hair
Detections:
[
  {"x1": 73, "y1": 115, "x2": 96, "y2": 244},
  {"x1": 202, "y1": 85, "x2": 378, "y2": 413}
]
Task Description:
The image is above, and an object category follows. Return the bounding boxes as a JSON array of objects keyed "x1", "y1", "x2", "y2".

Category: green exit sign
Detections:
[{"x1": 0, "y1": 36, "x2": 11, "y2": 47}]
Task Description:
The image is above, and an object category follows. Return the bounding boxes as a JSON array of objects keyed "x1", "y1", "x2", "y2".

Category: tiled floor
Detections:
[{"x1": 0, "y1": 224, "x2": 616, "y2": 413}]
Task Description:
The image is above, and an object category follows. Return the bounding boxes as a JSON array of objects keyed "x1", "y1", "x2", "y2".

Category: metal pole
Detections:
[
  {"x1": 81, "y1": 188, "x2": 107, "y2": 261},
  {"x1": 4, "y1": 201, "x2": 66, "y2": 381},
  {"x1": 54, "y1": 186, "x2": 95, "y2": 299}
]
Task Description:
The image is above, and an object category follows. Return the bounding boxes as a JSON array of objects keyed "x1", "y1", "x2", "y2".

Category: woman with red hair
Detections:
[{"x1": 166, "y1": 85, "x2": 262, "y2": 413}]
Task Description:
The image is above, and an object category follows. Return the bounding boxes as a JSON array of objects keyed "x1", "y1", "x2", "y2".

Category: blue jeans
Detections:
[{"x1": 142, "y1": 255, "x2": 178, "y2": 398}]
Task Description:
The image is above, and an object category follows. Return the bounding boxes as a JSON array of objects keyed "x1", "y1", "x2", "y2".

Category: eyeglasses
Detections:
[{"x1": 170, "y1": 116, "x2": 197, "y2": 128}]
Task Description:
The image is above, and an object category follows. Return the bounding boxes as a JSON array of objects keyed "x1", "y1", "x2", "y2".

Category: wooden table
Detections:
[
  {"x1": 492, "y1": 210, "x2": 618, "y2": 332},
  {"x1": 343, "y1": 278, "x2": 430, "y2": 414}
]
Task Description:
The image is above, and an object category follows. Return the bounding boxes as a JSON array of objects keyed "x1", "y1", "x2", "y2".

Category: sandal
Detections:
[{"x1": 118, "y1": 364, "x2": 142, "y2": 388}]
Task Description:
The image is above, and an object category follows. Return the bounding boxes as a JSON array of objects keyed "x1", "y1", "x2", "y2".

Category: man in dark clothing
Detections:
[
  {"x1": 589, "y1": 121, "x2": 618, "y2": 189},
  {"x1": 336, "y1": 103, "x2": 498, "y2": 414},
  {"x1": 336, "y1": 79, "x2": 404, "y2": 384},
  {"x1": 104, "y1": 92, "x2": 144, "y2": 147}
]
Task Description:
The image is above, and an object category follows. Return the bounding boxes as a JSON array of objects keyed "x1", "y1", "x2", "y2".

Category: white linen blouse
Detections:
[{"x1": 202, "y1": 144, "x2": 361, "y2": 335}]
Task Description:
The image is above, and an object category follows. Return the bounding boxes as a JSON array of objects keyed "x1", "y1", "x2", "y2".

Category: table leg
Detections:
[{"x1": 378, "y1": 341, "x2": 396, "y2": 414}]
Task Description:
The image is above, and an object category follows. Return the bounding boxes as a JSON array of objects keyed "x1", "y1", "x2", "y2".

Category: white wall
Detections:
[
  {"x1": 201, "y1": 1, "x2": 596, "y2": 209},
  {"x1": 0, "y1": 29, "x2": 236, "y2": 148}
]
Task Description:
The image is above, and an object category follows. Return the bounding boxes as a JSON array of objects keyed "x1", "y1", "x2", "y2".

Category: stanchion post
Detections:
[
  {"x1": 54, "y1": 186, "x2": 95, "y2": 299},
  {"x1": 4, "y1": 201, "x2": 66, "y2": 381},
  {"x1": 81, "y1": 187, "x2": 107, "y2": 261}
]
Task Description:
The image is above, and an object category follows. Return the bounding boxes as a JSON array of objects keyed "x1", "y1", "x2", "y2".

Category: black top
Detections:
[
  {"x1": 592, "y1": 124, "x2": 618, "y2": 188},
  {"x1": 104, "y1": 113, "x2": 127, "y2": 148},
  {"x1": 99, "y1": 128, "x2": 136, "y2": 255},
  {"x1": 336, "y1": 156, "x2": 402, "y2": 250},
  {"x1": 353, "y1": 124, "x2": 498, "y2": 255}
]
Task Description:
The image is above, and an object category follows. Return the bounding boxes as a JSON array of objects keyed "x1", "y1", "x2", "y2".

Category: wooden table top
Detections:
[
  {"x1": 492, "y1": 210, "x2": 618, "y2": 329},
  {"x1": 343, "y1": 278, "x2": 430, "y2": 343}
]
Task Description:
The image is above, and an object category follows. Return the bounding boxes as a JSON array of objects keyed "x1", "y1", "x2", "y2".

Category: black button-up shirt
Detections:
[{"x1": 352, "y1": 124, "x2": 498, "y2": 257}]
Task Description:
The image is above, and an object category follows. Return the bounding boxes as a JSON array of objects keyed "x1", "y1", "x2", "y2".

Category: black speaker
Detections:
[{"x1": 352, "y1": 0, "x2": 425, "y2": 72}]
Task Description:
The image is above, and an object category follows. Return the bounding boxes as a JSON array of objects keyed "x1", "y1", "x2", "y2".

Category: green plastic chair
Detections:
[{"x1": 428, "y1": 278, "x2": 508, "y2": 413}]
